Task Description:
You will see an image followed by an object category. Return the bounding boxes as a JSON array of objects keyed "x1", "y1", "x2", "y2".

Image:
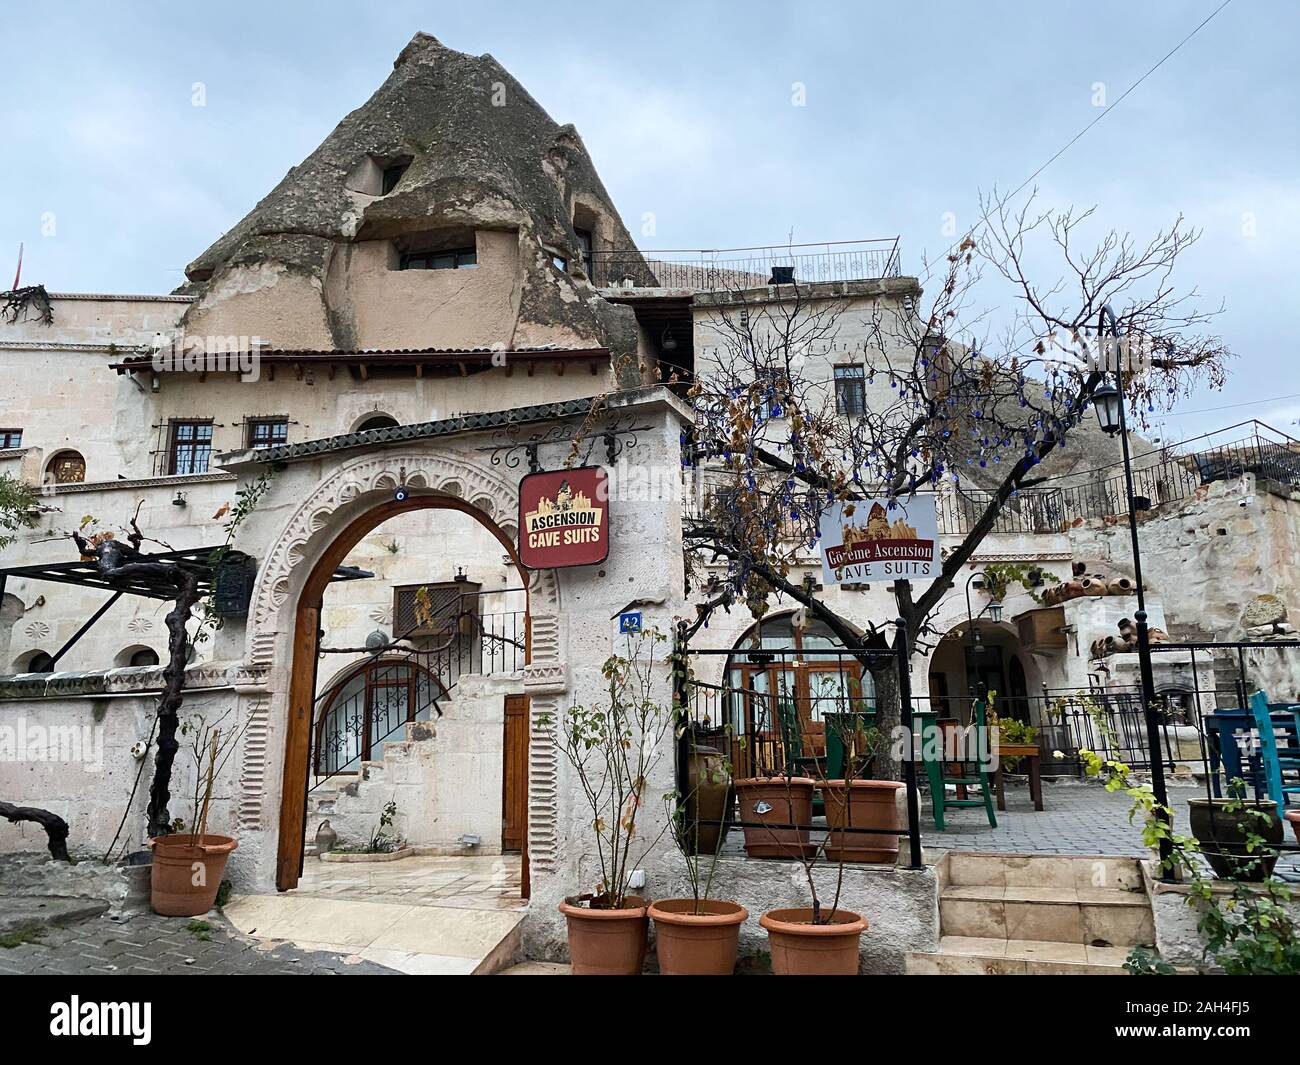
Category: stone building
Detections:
[{"x1": 2, "y1": 31, "x2": 1297, "y2": 970}]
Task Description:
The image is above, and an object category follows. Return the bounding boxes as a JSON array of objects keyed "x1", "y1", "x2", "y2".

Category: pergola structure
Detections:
[{"x1": 0, "y1": 549, "x2": 372, "y2": 671}]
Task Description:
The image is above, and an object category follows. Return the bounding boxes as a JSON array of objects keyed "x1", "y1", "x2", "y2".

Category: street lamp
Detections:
[{"x1": 1088, "y1": 304, "x2": 1174, "y2": 876}]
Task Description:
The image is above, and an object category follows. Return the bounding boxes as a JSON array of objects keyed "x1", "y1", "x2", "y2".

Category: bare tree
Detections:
[{"x1": 684, "y1": 193, "x2": 1232, "y2": 776}]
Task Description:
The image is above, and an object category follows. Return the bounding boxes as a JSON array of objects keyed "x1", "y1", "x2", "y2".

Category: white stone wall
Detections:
[{"x1": 0, "y1": 663, "x2": 242, "y2": 856}]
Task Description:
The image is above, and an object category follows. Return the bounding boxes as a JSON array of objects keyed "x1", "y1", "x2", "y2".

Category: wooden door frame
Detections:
[
  {"x1": 501, "y1": 693, "x2": 529, "y2": 853},
  {"x1": 277, "y1": 495, "x2": 533, "y2": 894}
]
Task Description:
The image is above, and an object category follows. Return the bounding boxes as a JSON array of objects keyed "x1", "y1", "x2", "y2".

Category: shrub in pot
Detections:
[
  {"x1": 734, "y1": 774, "x2": 816, "y2": 859},
  {"x1": 819, "y1": 720, "x2": 902, "y2": 864},
  {"x1": 650, "y1": 730, "x2": 746, "y2": 975},
  {"x1": 553, "y1": 631, "x2": 675, "y2": 975},
  {"x1": 753, "y1": 714, "x2": 883, "y2": 974},
  {"x1": 1188, "y1": 796, "x2": 1284, "y2": 882},
  {"x1": 150, "y1": 710, "x2": 246, "y2": 917}
]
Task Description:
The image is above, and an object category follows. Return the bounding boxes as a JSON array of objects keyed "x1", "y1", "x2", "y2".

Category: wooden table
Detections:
[{"x1": 993, "y1": 743, "x2": 1044, "y2": 812}]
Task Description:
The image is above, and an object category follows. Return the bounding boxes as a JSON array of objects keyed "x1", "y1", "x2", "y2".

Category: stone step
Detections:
[
  {"x1": 222, "y1": 893, "x2": 526, "y2": 975},
  {"x1": 945, "y1": 852, "x2": 1144, "y2": 892},
  {"x1": 906, "y1": 936, "x2": 1134, "y2": 975},
  {"x1": 940, "y1": 884, "x2": 1154, "y2": 945}
]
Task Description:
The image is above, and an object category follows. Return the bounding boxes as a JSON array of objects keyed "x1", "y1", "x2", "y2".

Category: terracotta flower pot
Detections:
[
  {"x1": 734, "y1": 776, "x2": 816, "y2": 859},
  {"x1": 821, "y1": 779, "x2": 904, "y2": 863},
  {"x1": 759, "y1": 907, "x2": 868, "y2": 975},
  {"x1": 684, "y1": 744, "x2": 732, "y2": 856},
  {"x1": 649, "y1": 898, "x2": 748, "y2": 975},
  {"x1": 148, "y1": 834, "x2": 238, "y2": 917},
  {"x1": 558, "y1": 895, "x2": 649, "y2": 975},
  {"x1": 1286, "y1": 810, "x2": 1300, "y2": 845},
  {"x1": 1188, "y1": 798, "x2": 1283, "y2": 882}
]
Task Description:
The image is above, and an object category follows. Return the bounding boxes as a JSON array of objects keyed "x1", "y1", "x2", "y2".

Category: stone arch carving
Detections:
[{"x1": 244, "y1": 449, "x2": 560, "y2": 669}]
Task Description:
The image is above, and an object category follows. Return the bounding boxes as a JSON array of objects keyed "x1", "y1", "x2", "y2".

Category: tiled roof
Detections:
[{"x1": 232, "y1": 396, "x2": 605, "y2": 465}]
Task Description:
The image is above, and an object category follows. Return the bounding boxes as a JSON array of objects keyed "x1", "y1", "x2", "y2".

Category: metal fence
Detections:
[
  {"x1": 938, "y1": 423, "x2": 1300, "y2": 536},
  {"x1": 592, "y1": 238, "x2": 902, "y2": 291},
  {"x1": 678, "y1": 636, "x2": 924, "y2": 868}
]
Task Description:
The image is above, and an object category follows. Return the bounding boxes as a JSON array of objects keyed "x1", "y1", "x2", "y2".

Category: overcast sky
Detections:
[{"x1": 2, "y1": 1, "x2": 1295, "y2": 440}]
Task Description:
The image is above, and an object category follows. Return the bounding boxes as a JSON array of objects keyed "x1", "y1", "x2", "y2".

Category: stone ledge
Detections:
[{"x1": 0, "y1": 661, "x2": 240, "y2": 701}]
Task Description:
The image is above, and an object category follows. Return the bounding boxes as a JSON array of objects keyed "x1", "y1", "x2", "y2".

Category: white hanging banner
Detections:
[{"x1": 819, "y1": 495, "x2": 940, "y2": 585}]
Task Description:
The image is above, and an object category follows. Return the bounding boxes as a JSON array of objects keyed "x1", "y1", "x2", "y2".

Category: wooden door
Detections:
[{"x1": 501, "y1": 694, "x2": 529, "y2": 852}]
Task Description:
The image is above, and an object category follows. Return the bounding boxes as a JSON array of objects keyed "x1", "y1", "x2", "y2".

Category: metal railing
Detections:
[
  {"x1": 592, "y1": 238, "x2": 902, "y2": 291},
  {"x1": 938, "y1": 424, "x2": 1300, "y2": 536},
  {"x1": 310, "y1": 589, "x2": 527, "y2": 789},
  {"x1": 678, "y1": 637, "x2": 924, "y2": 869}
]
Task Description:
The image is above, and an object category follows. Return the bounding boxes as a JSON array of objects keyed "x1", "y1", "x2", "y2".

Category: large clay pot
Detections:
[
  {"x1": 558, "y1": 895, "x2": 649, "y2": 975},
  {"x1": 1188, "y1": 799, "x2": 1283, "y2": 881},
  {"x1": 684, "y1": 744, "x2": 732, "y2": 856},
  {"x1": 821, "y1": 779, "x2": 905, "y2": 863},
  {"x1": 1079, "y1": 577, "x2": 1108, "y2": 596},
  {"x1": 1108, "y1": 577, "x2": 1136, "y2": 595},
  {"x1": 1059, "y1": 580, "x2": 1085, "y2": 602},
  {"x1": 149, "y1": 834, "x2": 238, "y2": 917},
  {"x1": 648, "y1": 899, "x2": 748, "y2": 975},
  {"x1": 1286, "y1": 810, "x2": 1300, "y2": 845},
  {"x1": 734, "y1": 777, "x2": 816, "y2": 859},
  {"x1": 759, "y1": 907, "x2": 868, "y2": 975}
]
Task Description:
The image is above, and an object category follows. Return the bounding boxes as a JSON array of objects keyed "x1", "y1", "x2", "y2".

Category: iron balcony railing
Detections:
[
  {"x1": 591, "y1": 238, "x2": 902, "y2": 291},
  {"x1": 310, "y1": 588, "x2": 527, "y2": 787}
]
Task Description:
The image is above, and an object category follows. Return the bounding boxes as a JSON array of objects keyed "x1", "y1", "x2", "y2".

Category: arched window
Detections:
[
  {"x1": 356, "y1": 414, "x2": 398, "y2": 432},
  {"x1": 720, "y1": 612, "x2": 875, "y2": 778},
  {"x1": 46, "y1": 450, "x2": 86, "y2": 484},
  {"x1": 313, "y1": 659, "x2": 444, "y2": 775},
  {"x1": 24, "y1": 651, "x2": 54, "y2": 674},
  {"x1": 115, "y1": 646, "x2": 160, "y2": 668}
]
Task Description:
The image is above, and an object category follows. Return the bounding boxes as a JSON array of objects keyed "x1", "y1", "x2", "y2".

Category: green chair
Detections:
[
  {"x1": 922, "y1": 699, "x2": 997, "y2": 830},
  {"x1": 773, "y1": 698, "x2": 825, "y2": 815},
  {"x1": 823, "y1": 708, "x2": 877, "y2": 780}
]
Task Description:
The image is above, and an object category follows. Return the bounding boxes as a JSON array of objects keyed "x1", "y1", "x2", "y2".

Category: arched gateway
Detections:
[{"x1": 223, "y1": 392, "x2": 689, "y2": 929}]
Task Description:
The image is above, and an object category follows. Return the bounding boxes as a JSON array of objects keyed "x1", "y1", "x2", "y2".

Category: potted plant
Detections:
[
  {"x1": 650, "y1": 730, "x2": 747, "y2": 975},
  {"x1": 755, "y1": 712, "x2": 876, "y2": 975},
  {"x1": 149, "y1": 710, "x2": 246, "y2": 917},
  {"x1": 734, "y1": 681, "x2": 816, "y2": 859},
  {"x1": 819, "y1": 716, "x2": 903, "y2": 864},
  {"x1": 1188, "y1": 783, "x2": 1284, "y2": 882},
  {"x1": 553, "y1": 631, "x2": 675, "y2": 975}
]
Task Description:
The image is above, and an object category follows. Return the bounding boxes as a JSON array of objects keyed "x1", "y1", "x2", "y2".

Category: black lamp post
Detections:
[{"x1": 1089, "y1": 305, "x2": 1174, "y2": 875}]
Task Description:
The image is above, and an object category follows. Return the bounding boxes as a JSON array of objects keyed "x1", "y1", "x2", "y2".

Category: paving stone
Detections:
[{"x1": 0, "y1": 911, "x2": 399, "y2": 975}]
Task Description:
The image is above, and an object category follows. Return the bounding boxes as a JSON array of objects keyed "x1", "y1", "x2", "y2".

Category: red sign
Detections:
[{"x1": 518, "y1": 466, "x2": 609, "y2": 570}]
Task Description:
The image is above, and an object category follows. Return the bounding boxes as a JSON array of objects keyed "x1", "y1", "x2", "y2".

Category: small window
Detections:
[
  {"x1": 574, "y1": 227, "x2": 594, "y2": 278},
  {"x1": 393, "y1": 580, "x2": 478, "y2": 638},
  {"x1": 381, "y1": 161, "x2": 410, "y2": 195},
  {"x1": 357, "y1": 414, "x2": 399, "y2": 432},
  {"x1": 47, "y1": 450, "x2": 86, "y2": 484},
  {"x1": 550, "y1": 253, "x2": 568, "y2": 272},
  {"x1": 834, "y1": 365, "x2": 866, "y2": 417},
  {"x1": 26, "y1": 651, "x2": 54, "y2": 674},
  {"x1": 247, "y1": 417, "x2": 289, "y2": 450},
  {"x1": 399, "y1": 248, "x2": 477, "y2": 270},
  {"x1": 0, "y1": 428, "x2": 22, "y2": 449},
  {"x1": 129, "y1": 648, "x2": 160, "y2": 668},
  {"x1": 168, "y1": 420, "x2": 213, "y2": 475}
]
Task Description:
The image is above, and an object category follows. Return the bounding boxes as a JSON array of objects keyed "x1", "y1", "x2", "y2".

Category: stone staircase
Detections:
[{"x1": 905, "y1": 853, "x2": 1156, "y2": 975}]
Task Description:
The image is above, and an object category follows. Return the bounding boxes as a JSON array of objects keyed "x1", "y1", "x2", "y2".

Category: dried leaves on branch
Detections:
[{"x1": 683, "y1": 192, "x2": 1232, "y2": 776}]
